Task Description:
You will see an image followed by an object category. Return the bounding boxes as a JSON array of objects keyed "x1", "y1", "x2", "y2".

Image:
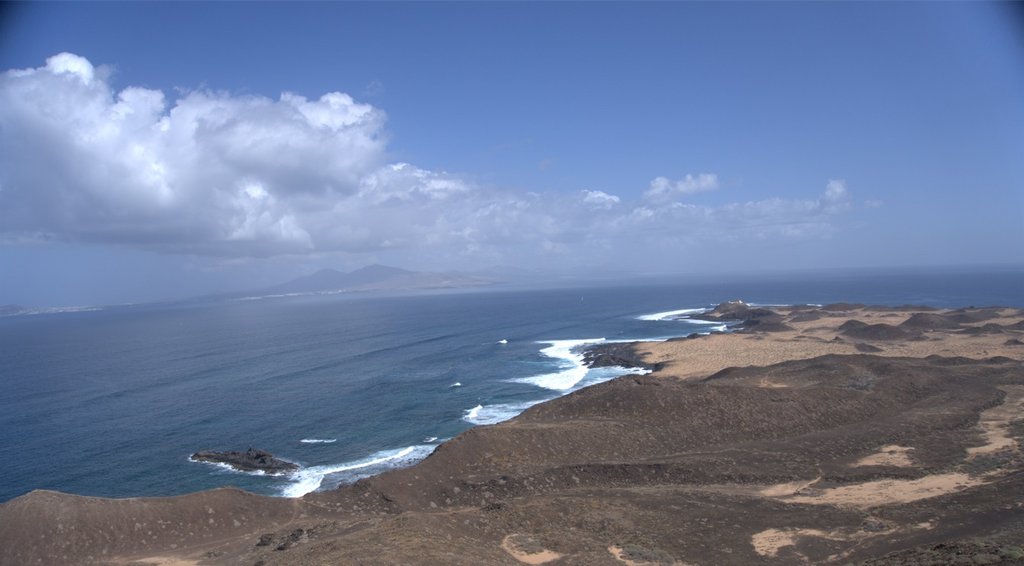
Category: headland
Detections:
[{"x1": 2, "y1": 302, "x2": 1023, "y2": 565}]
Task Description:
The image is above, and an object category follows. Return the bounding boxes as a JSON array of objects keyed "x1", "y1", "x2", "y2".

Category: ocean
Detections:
[{"x1": 2, "y1": 267, "x2": 1022, "y2": 503}]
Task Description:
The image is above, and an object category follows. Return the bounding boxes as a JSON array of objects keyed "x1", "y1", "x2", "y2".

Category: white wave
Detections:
[
  {"x1": 280, "y1": 445, "x2": 436, "y2": 498},
  {"x1": 511, "y1": 338, "x2": 605, "y2": 391},
  {"x1": 636, "y1": 307, "x2": 709, "y2": 321},
  {"x1": 462, "y1": 399, "x2": 546, "y2": 425},
  {"x1": 497, "y1": 339, "x2": 508, "y2": 344},
  {"x1": 677, "y1": 318, "x2": 723, "y2": 326},
  {"x1": 450, "y1": 382, "x2": 462, "y2": 388},
  {"x1": 423, "y1": 436, "x2": 438, "y2": 443},
  {"x1": 300, "y1": 438, "x2": 337, "y2": 444}
]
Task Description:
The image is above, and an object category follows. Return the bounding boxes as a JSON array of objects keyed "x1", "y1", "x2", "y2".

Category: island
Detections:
[
  {"x1": 1, "y1": 302, "x2": 1022, "y2": 565},
  {"x1": 190, "y1": 448, "x2": 299, "y2": 475}
]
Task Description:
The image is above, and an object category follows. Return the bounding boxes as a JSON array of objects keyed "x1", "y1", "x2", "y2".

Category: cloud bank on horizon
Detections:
[{"x1": 0, "y1": 53, "x2": 859, "y2": 269}]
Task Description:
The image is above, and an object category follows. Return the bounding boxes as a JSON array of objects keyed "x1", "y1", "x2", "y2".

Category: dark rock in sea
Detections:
[
  {"x1": 583, "y1": 343, "x2": 655, "y2": 371},
  {"x1": 191, "y1": 448, "x2": 298, "y2": 475},
  {"x1": 899, "y1": 313, "x2": 962, "y2": 330}
]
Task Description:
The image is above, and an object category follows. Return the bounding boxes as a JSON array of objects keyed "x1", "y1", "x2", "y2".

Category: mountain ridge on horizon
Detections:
[
  {"x1": 247, "y1": 263, "x2": 494, "y2": 298},
  {"x1": 0, "y1": 264, "x2": 495, "y2": 316}
]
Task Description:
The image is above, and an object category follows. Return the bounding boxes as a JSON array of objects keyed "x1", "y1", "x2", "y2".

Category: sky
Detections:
[{"x1": 1, "y1": 2, "x2": 1022, "y2": 306}]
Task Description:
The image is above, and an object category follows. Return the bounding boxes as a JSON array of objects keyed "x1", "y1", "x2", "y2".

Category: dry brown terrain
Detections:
[{"x1": 2, "y1": 303, "x2": 1024, "y2": 565}]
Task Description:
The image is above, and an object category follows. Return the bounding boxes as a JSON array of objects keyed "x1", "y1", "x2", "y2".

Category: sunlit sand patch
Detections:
[
  {"x1": 607, "y1": 544, "x2": 680, "y2": 565},
  {"x1": 781, "y1": 472, "x2": 982, "y2": 508},
  {"x1": 758, "y1": 476, "x2": 821, "y2": 497},
  {"x1": 854, "y1": 444, "x2": 914, "y2": 467},
  {"x1": 125, "y1": 557, "x2": 199, "y2": 566},
  {"x1": 968, "y1": 385, "x2": 1024, "y2": 458},
  {"x1": 501, "y1": 534, "x2": 564, "y2": 564},
  {"x1": 752, "y1": 521, "x2": 904, "y2": 561},
  {"x1": 639, "y1": 307, "x2": 1024, "y2": 382},
  {"x1": 757, "y1": 373, "x2": 789, "y2": 388},
  {"x1": 751, "y1": 528, "x2": 837, "y2": 559}
]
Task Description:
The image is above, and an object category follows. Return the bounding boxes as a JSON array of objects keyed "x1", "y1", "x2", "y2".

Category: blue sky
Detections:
[{"x1": 1, "y1": 2, "x2": 1022, "y2": 306}]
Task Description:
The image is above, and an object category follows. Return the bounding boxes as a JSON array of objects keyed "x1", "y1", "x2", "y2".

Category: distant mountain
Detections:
[
  {"x1": 0, "y1": 304, "x2": 103, "y2": 317},
  {"x1": 250, "y1": 264, "x2": 493, "y2": 298},
  {"x1": 0, "y1": 304, "x2": 26, "y2": 317}
]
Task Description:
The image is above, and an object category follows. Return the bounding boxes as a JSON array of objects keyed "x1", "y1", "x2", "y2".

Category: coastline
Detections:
[{"x1": 3, "y1": 302, "x2": 1024, "y2": 564}]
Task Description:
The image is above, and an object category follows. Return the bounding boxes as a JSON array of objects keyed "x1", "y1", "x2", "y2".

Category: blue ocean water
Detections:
[{"x1": 1, "y1": 268, "x2": 1022, "y2": 503}]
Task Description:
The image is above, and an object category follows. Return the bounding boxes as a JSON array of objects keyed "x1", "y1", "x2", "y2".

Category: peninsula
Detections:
[{"x1": 2, "y1": 303, "x2": 1023, "y2": 565}]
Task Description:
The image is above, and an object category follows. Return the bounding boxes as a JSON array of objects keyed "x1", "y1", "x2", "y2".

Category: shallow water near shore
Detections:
[{"x1": 2, "y1": 267, "x2": 1022, "y2": 502}]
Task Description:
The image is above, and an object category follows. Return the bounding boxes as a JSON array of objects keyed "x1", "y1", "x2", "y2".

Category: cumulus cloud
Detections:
[
  {"x1": 643, "y1": 173, "x2": 719, "y2": 203},
  {"x1": 0, "y1": 53, "x2": 864, "y2": 269},
  {"x1": 581, "y1": 190, "x2": 620, "y2": 209},
  {"x1": 1, "y1": 52, "x2": 385, "y2": 256}
]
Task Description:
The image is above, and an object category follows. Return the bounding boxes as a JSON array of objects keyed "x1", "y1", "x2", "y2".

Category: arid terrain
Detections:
[{"x1": 2, "y1": 303, "x2": 1024, "y2": 565}]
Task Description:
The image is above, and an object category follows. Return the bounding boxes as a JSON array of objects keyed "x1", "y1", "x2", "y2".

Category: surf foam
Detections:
[
  {"x1": 300, "y1": 438, "x2": 337, "y2": 444},
  {"x1": 511, "y1": 338, "x2": 606, "y2": 391},
  {"x1": 636, "y1": 307, "x2": 710, "y2": 321},
  {"x1": 280, "y1": 445, "x2": 436, "y2": 498},
  {"x1": 462, "y1": 399, "x2": 547, "y2": 425}
]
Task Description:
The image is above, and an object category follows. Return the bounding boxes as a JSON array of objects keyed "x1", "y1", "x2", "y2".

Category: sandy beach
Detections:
[{"x1": 2, "y1": 302, "x2": 1023, "y2": 565}]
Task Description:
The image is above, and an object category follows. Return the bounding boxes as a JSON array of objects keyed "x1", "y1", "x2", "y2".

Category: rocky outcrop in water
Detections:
[{"x1": 191, "y1": 448, "x2": 298, "y2": 474}]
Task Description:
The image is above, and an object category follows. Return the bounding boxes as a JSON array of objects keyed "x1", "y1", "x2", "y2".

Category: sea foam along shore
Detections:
[
  {"x1": 202, "y1": 305, "x2": 725, "y2": 497},
  {"x1": 282, "y1": 444, "x2": 438, "y2": 497},
  {"x1": 463, "y1": 305, "x2": 729, "y2": 427}
]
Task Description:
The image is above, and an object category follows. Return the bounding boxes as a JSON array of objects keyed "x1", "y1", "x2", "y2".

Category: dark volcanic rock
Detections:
[
  {"x1": 583, "y1": 342, "x2": 655, "y2": 370},
  {"x1": 700, "y1": 300, "x2": 775, "y2": 321},
  {"x1": 946, "y1": 307, "x2": 1005, "y2": 324},
  {"x1": 823, "y1": 302, "x2": 865, "y2": 311},
  {"x1": 900, "y1": 312, "x2": 962, "y2": 330},
  {"x1": 839, "y1": 319, "x2": 869, "y2": 332},
  {"x1": 961, "y1": 324, "x2": 1008, "y2": 336},
  {"x1": 855, "y1": 342, "x2": 884, "y2": 353},
  {"x1": 841, "y1": 322, "x2": 913, "y2": 341},
  {"x1": 191, "y1": 448, "x2": 298, "y2": 474},
  {"x1": 788, "y1": 311, "x2": 825, "y2": 323},
  {"x1": 738, "y1": 318, "x2": 794, "y2": 332}
]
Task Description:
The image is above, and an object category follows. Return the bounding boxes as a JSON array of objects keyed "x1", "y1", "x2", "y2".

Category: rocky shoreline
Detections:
[{"x1": 2, "y1": 302, "x2": 1024, "y2": 565}]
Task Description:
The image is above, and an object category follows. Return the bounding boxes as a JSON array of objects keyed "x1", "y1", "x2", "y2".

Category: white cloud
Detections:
[
  {"x1": 581, "y1": 190, "x2": 620, "y2": 209},
  {"x1": 644, "y1": 173, "x2": 719, "y2": 202},
  {"x1": 0, "y1": 53, "x2": 866, "y2": 269},
  {"x1": 0, "y1": 53, "x2": 387, "y2": 255},
  {"x1": 824, "y1": 179, "x2": 847, "y2": 201},
  {"x1": 43, "y1": 52, "x2": 96, "y2": 84}
]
